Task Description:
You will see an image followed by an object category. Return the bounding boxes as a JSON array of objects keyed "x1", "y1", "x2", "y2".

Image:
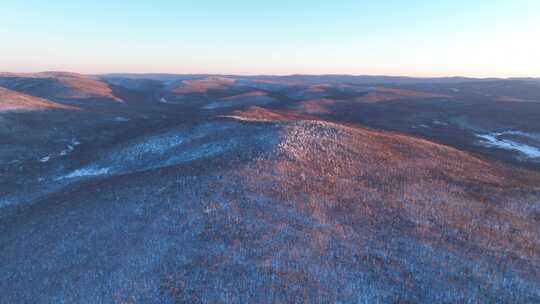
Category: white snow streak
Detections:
[
  {"x1": 476, "y1": 133, "x2": 540, "y2": 159},
  {"x1": 58, "y1": 167, "x2": 110, "y2": 180}
]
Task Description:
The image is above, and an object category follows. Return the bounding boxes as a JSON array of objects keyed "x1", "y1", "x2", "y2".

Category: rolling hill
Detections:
[
  {"x1": 1, "y1": 72, "x2": 540, "y2": 303},
  {"x1": 0, "y1": 87, "x2": 74, "y2": 112},
  {"x1": 0, "y1": 72, "x2": 123, "y2": 104}
]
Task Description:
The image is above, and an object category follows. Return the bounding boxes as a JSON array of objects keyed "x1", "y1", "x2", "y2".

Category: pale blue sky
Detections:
[{"x1": 1, "y1": 1, "x2": 539, "y2": 77}]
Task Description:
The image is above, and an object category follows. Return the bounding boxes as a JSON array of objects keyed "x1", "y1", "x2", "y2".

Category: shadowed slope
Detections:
[{"x1": 204, "y1": 91, "x2": 278, "y2": 109}]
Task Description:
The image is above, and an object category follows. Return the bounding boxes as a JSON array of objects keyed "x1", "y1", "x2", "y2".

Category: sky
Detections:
[{"x1": 1, "y1": 0, "x2": 539, "y2": 77}]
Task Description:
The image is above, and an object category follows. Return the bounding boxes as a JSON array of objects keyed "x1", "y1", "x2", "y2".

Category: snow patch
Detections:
[
  {"x1": 58, "y1": 167, "x2": 110, "y2": 180},
  {"x1": 495, "y1": 130, "x2": 540, "y2": 141},
  {"x1": 219, "y1": 115, "x2": 274, "y2": 123},
  {"x1": 432, "y1": 120, "x2": 448, "y2": 126},
  {"x1": 163, "y1": 141, "x2": 232, "y2": 165},
  {"x1": 59, "y1": 145, "x2": 74, "y2": 156},
  {"x1": 476, "y1": 133, "x2": 540, "y2": 159},
  {"x1": 114, "y1": 116, "x2": 130, "y2": 122},
  {"x1": 58, "y1": 139, "x2": 80, "y2": 157},
  {"x1": 53, "y1": 123, "x2": 243, "y2": 180}
]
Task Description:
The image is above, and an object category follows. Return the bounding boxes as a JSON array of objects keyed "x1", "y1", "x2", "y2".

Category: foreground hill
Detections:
[{"x1": 1, "y1": 105, "x2": 539, "y2": 303}]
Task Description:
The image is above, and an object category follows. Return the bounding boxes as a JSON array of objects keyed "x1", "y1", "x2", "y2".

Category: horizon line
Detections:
[{"x1": 2, "y1": 70, "x2": 539, "y2": 80}]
